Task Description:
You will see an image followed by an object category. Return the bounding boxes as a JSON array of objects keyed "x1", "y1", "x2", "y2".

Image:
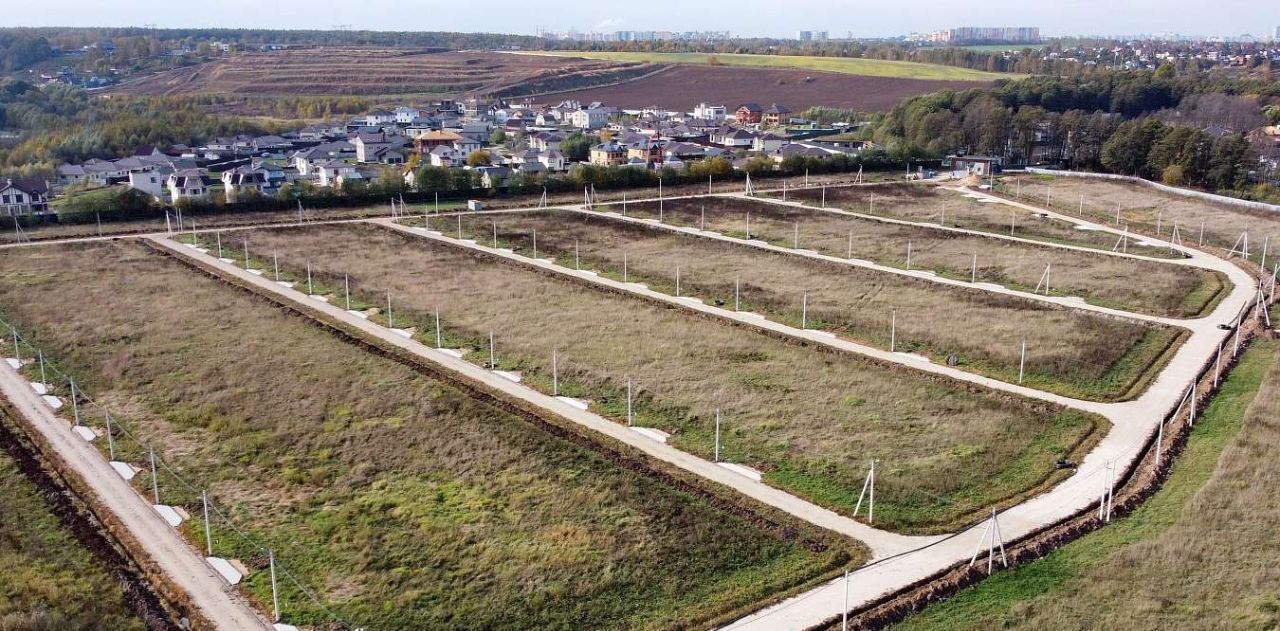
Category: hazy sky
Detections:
[{"x1": 8, "y1": 0, "x2": 1279, "y2": 38}]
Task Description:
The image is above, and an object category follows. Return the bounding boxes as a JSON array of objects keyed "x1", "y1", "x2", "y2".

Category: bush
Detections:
[{"x1": 55, "y1": 186, "x2": 157, "y2": 223}]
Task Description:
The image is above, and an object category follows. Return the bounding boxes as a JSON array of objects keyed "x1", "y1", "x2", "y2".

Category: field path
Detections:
[
  {"x1": 0, "y1": 351, "x2": 273, "y2": 631},
  {"x1": 0, "y1": 178, "x2": 1259, "y2": 630}
]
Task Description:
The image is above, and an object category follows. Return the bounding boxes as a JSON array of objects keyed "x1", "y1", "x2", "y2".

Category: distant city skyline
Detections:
[{"x1": 6, "y1": 0, "x2": 1279, "y2": 40}]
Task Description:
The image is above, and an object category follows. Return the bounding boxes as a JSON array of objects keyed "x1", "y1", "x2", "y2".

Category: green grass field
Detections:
[
  {"x1": 890, "y1": 336, "x2": 1279, "y2": 631},
  {"x1": 536, "y1": 51, "x2": 1012, "y2": 81},
  {"x1": 0, "y1": 421, "x2": 144, "y2": 630}
]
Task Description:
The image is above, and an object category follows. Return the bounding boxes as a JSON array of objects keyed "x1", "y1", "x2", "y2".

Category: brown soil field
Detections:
[
  {"x1": 109, "y1": 48, "x2": 655, "y2": 98},
  {"x1": 536, "y1": 64, "x2": 989, "y2": 112},
  {"x1": 1004, "y1": 175, "x2": 1280, "y2": 266},
  {"x1": 0, "y1": 240, "x2": 852, "y2": 629},
  {"x1": 234, "y1": 222, "x2": 1103, "y2": 533},
  {"x1": 604, "y1": 196, "x2": 1227, "y2": 319},
  {"x1": 771, "y1": 183, "x2": 1184, "y2": 258},
  {"x1": 440, "y1": 208, "x2": 1183, "y2": 401}
]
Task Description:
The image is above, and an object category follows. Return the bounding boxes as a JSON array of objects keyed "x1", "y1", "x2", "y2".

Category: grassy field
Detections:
[
  {"x1": 442, "y1": 208, "x2": 1184, "y2": 401},
  {"x1": 770, "y1": 183, "x2": 1186, "y2": 258},
  {"x1": 0, "y1": 241, "x2": 855, "y2": 630},
  {"x1": 604, "y1": 196, "x2": 1226, "y2": 319},
  {"x1": 1003, "y1": 175, "x2": 1280, "y2": 268},
  {"x1": 890, "y1": 336, "x2": 1279, "y2": 631},
  {"x1": 536, "y1": 51, "x2": 1011, "y2": 81},
  {"x1": 0, "y1": 422, "x2": 145, "y2": 630},
  {"x1": 233, "y1": 222, "x2": 1104, "y2": 534}
]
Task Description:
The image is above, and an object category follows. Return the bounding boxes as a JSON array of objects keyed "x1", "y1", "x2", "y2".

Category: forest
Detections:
[{"x1": 871, "y1": 67, "x2": 1280, "y2": 199}]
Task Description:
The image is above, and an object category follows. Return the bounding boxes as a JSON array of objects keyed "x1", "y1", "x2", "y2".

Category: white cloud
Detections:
[{"x1": 594, "y1": 18, "x2": 624, "y2": 31}]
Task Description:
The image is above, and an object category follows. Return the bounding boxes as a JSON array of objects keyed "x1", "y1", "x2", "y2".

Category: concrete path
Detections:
[
  {"x1": 1, "y1": 179, "x2": 1257, "y2": 630},
  {"x1": 145, "y1": 236, "x2": 933, "y2": 559},
  {"x1": 0, "y1": 351, "x2": 272, "y2": 630}
]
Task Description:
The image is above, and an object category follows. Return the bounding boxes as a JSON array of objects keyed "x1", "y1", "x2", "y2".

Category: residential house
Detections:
[
  {"x1": 221, "y1": 169, "x2": 269, "y2": 203},
  {"x1": 316, "y1": 161, "x2": 358, "y2": 187},
  {"x1": 415, "y1": 130, "x2": 464, "y2": 151},
  {"x1": 456, "y1": 122, "x2": 492, "y2": 144},
  {"x1": 529, "y1": 131, "x2": 566, "y2": 151},
  {"x1": 693, "y1": 103, "x2": 727, "y2": 122},
  {"x1": 354, "y1": 132, "x2": 405, "y2": 164},
  {"x1": 571, "y1": 108, "x2": 610, "y2": 130},
  {"x1": 735, "y1": 103, "x2": 764, "y2": 124},
  {"x1": 0, "y1": 178, "x2": 50, "y2": 216},
  {"x1": 710, "y1": 126, "x2": 758, "y2": 148},
  {"x1": 761, "y1": 104, "x2": 792, "y2": 127},
  {"x1": 127, "y1": 170, "x2": 167, "y2": 199},
  {"x1": 251, "y1": 135, "x2": 294, "y2": 154},
  {"x1": 753, "y1": 132, "x2": 789, "y2": 153},
  {"x1": 394, "y1": 106, "x2": 422, "y2": 124},
  {"x1": 589, "y1": 143, "x2": 627, "y2": 166},
  {"x1": 474, "y1": 165, "x2": 513, "y2": 188},
  {"x1": 626, "y1": 139, "x2": 663, "y2": 165},
  {"x1": 663, "y1": 142, "x2": 710, "y2": 163},
  {"x1": 770, "y1": 143, "x2": 841, "y2": 163},
  {"x1": 538, "y1": 150, "x2": 566, "y2": 172},
  {"x1": 427, "y1": 145, "x2": 464, "y2": 168},
  {"x1": 166, "y1": 169, "x2": 212, "y2": 205},
  {"x1": 365, "y1": 110, "x2": 396, "y2": 126},
  {"x1": 944, "y1": 155, "x2": 1002, "y2": 177}
]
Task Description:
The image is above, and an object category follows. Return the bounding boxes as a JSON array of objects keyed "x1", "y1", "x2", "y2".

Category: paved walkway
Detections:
[{"x1": 0, "y1": 351, "x2": 272, "y2": 631}]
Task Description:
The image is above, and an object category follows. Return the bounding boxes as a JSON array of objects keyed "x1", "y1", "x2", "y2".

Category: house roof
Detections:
[
  {"x1": 764, "y1": 103, "x2": 792, "y2": 115},
  {"x1": 418, "y1": 130, "x2": 463, "y2": 142},
  {"x1": 1, "y1": 178, "x2": 48, "y2": 196},
  {"x1": 737, "y1": 103, "x2": 763, "y2": 113}
]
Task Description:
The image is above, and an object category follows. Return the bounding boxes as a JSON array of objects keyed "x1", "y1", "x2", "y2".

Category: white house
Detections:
[
  {"x1": 365, "y1": 110, "x2": 396, "y2": 126},
  {"x1": 0, "y1": 178, "x2": 49, "y2": 216},
  {"x1": 394, "y1": 106, "x2": 422, "y2": 124},
  {"x1": 316, "y1": 161, "x2": 358, "y2": 187},
  {"x1": 428, "y1": 145, "x2": 463, "y2": 168},
  {"x1": 537, "y1": 150, "x2": 566, "y2": 171},
  {"x1": 570, "y1": 108, "x2": 609, "y2": 130},
  {"x1": 693, "y1": 102, "x2": 727, "y2": 122},
  {"x1": 127, "y1": 170, "x2": 166, "y2": 199},
  {"x1": 166, "y1": 170, "x2": 211, "y2": 205}
]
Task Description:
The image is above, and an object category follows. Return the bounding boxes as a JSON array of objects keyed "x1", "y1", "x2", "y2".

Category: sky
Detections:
[{"x1": 8, "y1": 0, "x2": 1279, "y2": 39}]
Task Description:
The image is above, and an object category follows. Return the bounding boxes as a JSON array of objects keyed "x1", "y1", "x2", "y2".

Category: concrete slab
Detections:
[
  {"x1": 217, "y1": 258, "x2": 235, "y2": 264},
  {"x1": 554, "y1": 396, "x2": 590, "y2": 410},
  {"x1": 437, "y1": 348, "x2": 464, "y2": 359},
  {"x1": 29, "y1": 382, "x2": 47, "y2": 395},
  {"x1": 153, "y1": 504, "x2": 186, "y2": 527},
  {"x1": 274, "y1": 625, "x2": 300, "y2": 631},
  {"x1": 246, "y1": 269, "x2": 264, "y2": 276},
  {"x1": 578, "y1": 269, "x2": 599, "y2": 276},
  {"x1": 894, "y1": 352, "x2": 932, "y2": 363},
  {"x1": 346, "y1": 310, "x2": 370, "y2": 319},
  {"x1": 72, "y1": 425, "x2": 97, "y2": 441},
  {"x1": 206, "y1": 557, "x2": 243, "y2": 585},
  {"x1": 630, "y1": 427, "x2": 670, "y2": 443},
  {"x1": 109, "y1": 461, "x2": 138, "y2": 481},
  {"x1": 494, "y1": 370, "x2": 523, "y2": 383},
  {"x1": 4, "y1": 358, "x2": 21, "y2": 369},
  {"x1": 275, "y1": 281, "x2": 295, "y2": 288},
  {"x1": 308, "y1": 294, "x2": 330, "y2": 303},
  {"x1": 42, "y1": 395, "x2": 63, "y2": 409},
  {"x1": 718, "y1": 462, "x2": 764, "y2": 482},
  {"x1": 389, "y1": 328, "x2": 414, "y2": 339}
]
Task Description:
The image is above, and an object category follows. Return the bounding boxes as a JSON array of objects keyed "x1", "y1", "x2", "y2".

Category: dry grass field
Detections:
[
  {"x1": 0, "y1": 241, "x2": 853, "y2": 630},
  {"x1": 443, "y1": 209, "x2": 1183, "y2": 401},
  {"x1": 603, "y1": 196, "x2": 1226, "y2": 319},
  {"x1": 0, "y1": 430, "x2": 145, "y2": 630},
  {"x1": 1005, "y1": 175, "x2": 1280, "y2": 265},
  {"x1": 235, "y1": 223, "x2": 1104, "y2": 534},
  {"x1": 892, "y1": 336, "x2": 1280, "y2": 631},
  {"x1": 109, "y1": 49, "x2": 655, "y2": 98},
  {"x1": 768, "y1": 184, "x2": 1182, "y2": 259}
]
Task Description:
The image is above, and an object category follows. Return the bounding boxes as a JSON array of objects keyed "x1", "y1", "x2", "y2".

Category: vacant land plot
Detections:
[
  {"x1": 891, "y1": 337, "x2": 1279, "y2": 631},
  {"x1": 536, "y1": 64, "x2": 989, "y2": 112},
  {"x1": 536, "y1": 52, "x2": 1009, "y2": 81},
  {"x1": 0, "y1": 241, "x2": 852, "y2": 630},
  {"x1": 0, "y1": 428, "x2": 145, "y2": 630},
  {"x1": 604, "y1": 197, "x2": 1226, "y2": 319},
  {"x1": 443, "y1": 209, "x2": 1183, "y2": 401},
  {"x1": 1006, "y1": 175, "x2": 1280, "y2": 262},
  {"x1": 111, "y1": 49, "x2": 655, "y2": 98},
  {"x1": 237, "y1": 222, "x2": 1103, "y2": 533},
  {"x1": 770, "y1": 183, "x2": 1182, "y2": 258}
]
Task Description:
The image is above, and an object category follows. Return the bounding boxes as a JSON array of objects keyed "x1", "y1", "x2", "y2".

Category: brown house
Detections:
[
  {"x1": 735, "y1": 103, "x2": 763, "y2": 124},
  {"x1": 762, "y1": 103, "x2": 792, "y2": 127}
]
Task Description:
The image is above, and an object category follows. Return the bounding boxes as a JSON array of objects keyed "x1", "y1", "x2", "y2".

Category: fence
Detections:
[
  {"x1": 1025, "y1": 168, "x2": 1280, "y2": 214},
  {"x1": 0, "y1": 316, "x2": 354, "y2": 629}
]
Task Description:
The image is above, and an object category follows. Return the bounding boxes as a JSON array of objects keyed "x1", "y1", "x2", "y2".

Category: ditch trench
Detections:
[{"x1": 0, "y1": 407, "x2": 183, "y2": 631}]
